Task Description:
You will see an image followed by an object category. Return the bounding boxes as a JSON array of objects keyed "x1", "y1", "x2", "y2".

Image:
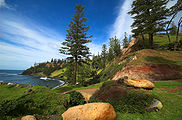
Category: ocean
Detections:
[{"x1": 0, "y1": 70, "x2": 64, "y2": 88}]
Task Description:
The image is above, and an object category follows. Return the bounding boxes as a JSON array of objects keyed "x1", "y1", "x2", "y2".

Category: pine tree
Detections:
[
  {"x1": 101, "y1": 44, "x2": 107, "y2": 68},
  {"x1": 122, "y1": 32, "x2": 129, "y2": 48},
  {"x1": 108, "y1": 36, "x2": 121, "y2": 61},
  {"x1": 59, "y1": 5, "x2": 92, "y2": 85},
  {"x1": 128, "y1": 0, "x2": 169, "y2": 49}
]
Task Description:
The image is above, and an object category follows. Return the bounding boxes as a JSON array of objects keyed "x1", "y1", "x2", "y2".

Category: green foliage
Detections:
[
  {"x1": 62, "y1": 62, "x2": 74, "y2": 84},
  {"x1": 0, "y1": 85, "x2": 66, "y2": 119},
  {"x1": 89, "y1": 81, "x2": 157, "y2": 114},
  {"x1": 22, "y1": 61, "x2": 63, "y2": 77},
  {"x1": 122, "y1": 32, "x2": 129, "y2": 48},
  {"x1": 101, "y1": 44, "x2": 107, "y2": 68},
  {"x1": 99, "y1": 52, "x2": 135, "y2": 81},
  {"x1": 128, "y1": 0, "x2": 170, "y2": 48},
  {"x1": 112, "y1": 91, "x2": 156, "y2": 113},
  {"x1": 59, "y1": 4, "x2": 92, "y2": 85},
  {"x1": 108, "y1": 36, "x2": 121, "y2": 61},
  {"x1": 65, "y1": 91, "x2": 85, "y2": 108},
  {"x1": 170, "y1": 22, "x2": 177, "y2": 35}
]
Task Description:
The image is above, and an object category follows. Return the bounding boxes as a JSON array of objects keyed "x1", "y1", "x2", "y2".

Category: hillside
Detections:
[
  {"x1": 112, "y1": 49, "x2": 182, "y2": 81},
  {"x1": 98, "y1": 34, "x2": 182, "y2": 82},
  {"x1": 22, "y1": 34, "x2": 182, "y2": 83}
]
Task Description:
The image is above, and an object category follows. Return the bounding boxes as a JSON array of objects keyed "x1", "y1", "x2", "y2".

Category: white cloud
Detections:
[
  {"x1": 0, "y1": 0, "x2": 11, "y2": 9},
  {"x1": 110, "y1": 0, "x2": 133, "y2": 41},
  {"x1": 0, "y1": 14, "x2": 66, "y2": 69},
  {"x1": 0, "y1": 14, "x2": 102, "y2": 69},
  {"x1": 87, "y1": 42, "x2": 102, "y2": 56}
]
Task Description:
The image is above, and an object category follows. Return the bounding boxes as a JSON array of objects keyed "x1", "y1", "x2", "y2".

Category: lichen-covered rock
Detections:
[
  {"x1": 21, "y1": 115, "x2": 36, "y2": 120},
  {"x1": 62, "y1": 103, "x2": 116, "y2": 120},
  {"x1": 146, "y1": 99, "x2": 163, "y2": 112},
  {"x1": 124, "y1": 79, "x2": 155, "y2": 89}
]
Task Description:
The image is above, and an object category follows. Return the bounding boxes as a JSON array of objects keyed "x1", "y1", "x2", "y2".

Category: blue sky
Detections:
[{"x1": 0, "y1": 0, "x2": 180, "y2": 70}]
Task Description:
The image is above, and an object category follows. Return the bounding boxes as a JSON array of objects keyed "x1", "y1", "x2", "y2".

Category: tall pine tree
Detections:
[
  {"x1": 108, "y1": 36, "x2": 121, "y2": 61},
  {"x1": 128, "y1": 0, "x2": 169, "y2": 49},
  {"x1": 101, "y1": 44, "x2": 107, "y2": 68},
  {"x1": 59, "y1": 5, "x2": 92, "y2": 85},
  {"x1": 122, "y1": 32, "x2": 129, "y2": 48}
]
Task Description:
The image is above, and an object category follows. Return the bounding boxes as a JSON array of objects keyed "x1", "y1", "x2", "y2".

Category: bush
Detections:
[
  {"x1": 112, "y1": 91, "x2": 157, "y2": 113},
  {"x1": 64, "y1": 91, "x2": 85, "y2": 108},
  {"x1": 88, "y1": 81, "x2": 158, "y2": 113}
]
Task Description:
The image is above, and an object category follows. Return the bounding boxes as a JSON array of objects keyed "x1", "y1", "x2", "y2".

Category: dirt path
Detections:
[{"x1": 76, "y1": 88, "x2": 99, "y2": 102}]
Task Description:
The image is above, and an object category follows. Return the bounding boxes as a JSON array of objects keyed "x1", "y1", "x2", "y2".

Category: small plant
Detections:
[{"x1": 65, "y1": 91, "x2": 85, "y2": 108}]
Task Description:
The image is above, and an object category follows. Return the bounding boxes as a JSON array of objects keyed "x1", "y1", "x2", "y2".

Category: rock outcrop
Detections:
[
  {"x1": 124, "y1": 79, "x2": 155, "y2": 89},
  {"x1": 113, "y1": 64, "x2": 182, "y2": 81},
  {"x1": 62, "y1": 103, "x2": 116, "y2": 120},
  {"x1": 145, "y1": 99, "x2": 163, "y2": 112},
  {"x1": 121, "y1": 38, "x2": 139, "y2": 56},
  {"x1": 21, "y1": 115, "x2": 36, "y2": 120}
]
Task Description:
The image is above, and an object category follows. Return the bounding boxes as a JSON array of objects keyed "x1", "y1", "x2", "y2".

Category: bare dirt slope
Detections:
[{"x1": 76, "y1": 88, "x2": 99, "y2": 102}]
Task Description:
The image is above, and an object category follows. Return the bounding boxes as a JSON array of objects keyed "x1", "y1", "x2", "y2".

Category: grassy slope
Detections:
[
  {"x1": 141, "y1": 34, "x2": 182, "y2": 49},
  {"x1": 0, "y1": 85, "x2": 66, "y2": 120},
  {"x1": 129, "y1": 49, "x2": 182, "y2": 66},
  {"x1": 50, "y1": 68, "x2": 66, "y2": 78}
]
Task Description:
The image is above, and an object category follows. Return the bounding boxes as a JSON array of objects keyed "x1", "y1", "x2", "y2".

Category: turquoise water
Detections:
[{"x1": 0, "y1": 70, "x2": 64, "y2": 88}]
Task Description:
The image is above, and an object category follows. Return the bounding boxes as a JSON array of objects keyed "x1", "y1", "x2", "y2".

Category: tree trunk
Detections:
[
  {"x1": 142, "y1": 34, "x2": 145, "y2": 48},
  {"x1": 73, "y1": 57, "x2": 77, "y2": 85},
  {"x1": 166, "y1": 13, "x2": 177, "y2": 44},
  {"x1": 149, "y1": 34, "x2": 153, "y2": 49}
]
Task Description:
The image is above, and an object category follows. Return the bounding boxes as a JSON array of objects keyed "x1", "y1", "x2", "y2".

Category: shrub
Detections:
[
  {"x1": 112, "y1": 91, "x2": 157, "y2": 113},
  {"x1": 88, "y1": 81, "x2": 158, "y2": 113},
  {"x1": 65, "y1": 91, "x2": 85, "y2": 108}
]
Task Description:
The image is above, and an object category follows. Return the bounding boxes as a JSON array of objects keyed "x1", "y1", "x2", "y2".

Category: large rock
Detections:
[
  {"x1": 62, "y1": 103, "x2": 116, "y2": 120},
  {"x1": 146, "y1": 99, "x2": 163, "y2": 112},
  {"x1": 121, "y1": 38, "x2": 139, "y2": 56},
  {"x1": 21, "y1": 115, "x2": 36, "y2": 120},
  {"x1": 124, "y1": 79, "x2": 155, "y2": 89}
]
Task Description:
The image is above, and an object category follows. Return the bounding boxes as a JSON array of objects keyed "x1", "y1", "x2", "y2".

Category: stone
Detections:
[
  {"x1": 62, "y1": 103, "x2": 116, "y2": 120},
  {"x1": 7, "y1": 83, "x2": 15, "y2": 86},
  {"x1": 21, "y1": 115, "x2": 36, "y2": 120},
  {"x1": 24, "y1": 88, "x2": 33, "y2": 93},
  {"x1": 15, "y1": 84, "x2": 20, "y2": 87},
  {"x1": 124, "y1": 79, "x2": 155, "y2": 89},
  {"x1": 146, "y1": 99, "x2": 163, "y2": 112}
]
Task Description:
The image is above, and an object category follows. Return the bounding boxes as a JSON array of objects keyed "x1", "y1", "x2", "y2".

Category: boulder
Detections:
[
  {"x1": 62, "y1": 103, "x2": 116, "y2": 120},
  {"x1": 21, "y1": 115, "x2": 36, "y2": 120},
  {"x1": 7, "y1": 83, "x2": 15, "y2": 86},
  {"x1": 124, "y1": 79, "x2": 155, "y2": 89},
  {"x1": 146, "y1": 99, "x2": 163, "y2": 112}
]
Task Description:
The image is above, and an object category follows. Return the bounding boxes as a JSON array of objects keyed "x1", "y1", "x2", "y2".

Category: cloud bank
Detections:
[
  {"x1": 0, "y1": 14, "x2": 101, "y2": 70},
  {"x1": 110, "y1": 0, "x2": 133, "y2": 41},
  {"x1": 0, "y1": 14, "x2": 66, "y2": 69}
]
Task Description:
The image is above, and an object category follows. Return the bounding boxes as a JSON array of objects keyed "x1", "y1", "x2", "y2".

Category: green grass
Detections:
[
  {"x1": 115, "y1": 80, "x2": 182, "y2": 120},
  {"x1": 31, "y1": 72, "x2": 45, "y2": 76},
  {"x1": 1, "y1": 80, "x2": 182, "y2": 120},
  {"x1": 50, "y1": 68, "x2": 66, "y2": 78},
  {"x1": 0, "y1": 85, "x2": 66, "y2": 120},
  {"x1": 138, "y1": 34, "x2": 182, "y2": 50}
]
